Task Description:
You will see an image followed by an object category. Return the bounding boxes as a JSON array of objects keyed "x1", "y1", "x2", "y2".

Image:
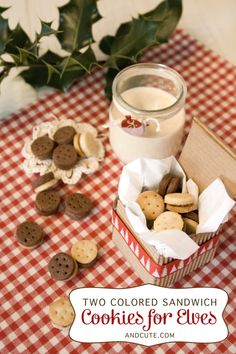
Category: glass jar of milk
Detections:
[{"x1": 109, "y1": 63, "x2": 187, "y2": 164}]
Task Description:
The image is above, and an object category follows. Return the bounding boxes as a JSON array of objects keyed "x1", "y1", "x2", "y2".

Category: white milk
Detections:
[{"x1": 109, "y1": 86, "x2": 185, "y2": 163}]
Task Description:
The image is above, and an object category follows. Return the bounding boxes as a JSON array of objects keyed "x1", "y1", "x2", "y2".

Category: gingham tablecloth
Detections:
[{"x1": 0, "y1": 29, "x2": 235, "y2": 354}]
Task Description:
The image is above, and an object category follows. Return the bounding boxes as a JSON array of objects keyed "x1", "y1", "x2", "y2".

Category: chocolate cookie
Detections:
[
  {"x1": 53, "y1": 126, "x2": 76, "y2": 145},
  {"x1": 16, "y1": 221, "x2": 45, "y2": 249},
  {"x1": 166, "y1": 176, "x2": 180, "y2": 194},
  {"x1": 32, "y1": 172, "x2": 59, "y2": 193},
  {"x1": 65, "y1": 193, "x2": 93, "y2": 220},
  {"x1": 182, "y1": 211, "x2": 199, "y2": 223},
  {"x1": 52, "y1": 144, "x2": 78, "y2": 170},
  {"x1": 48, "y1": 253, "x2": 78, "y2": 281},
  {"x1": 158, "y1": 174, "x2": 173, "y2": 197},
  {"x1": 35, "y1": 190, "x2": 60, "y2": 215},
  {"x1": 31, "y1": 136, "x2": 55, "y2": 160}
]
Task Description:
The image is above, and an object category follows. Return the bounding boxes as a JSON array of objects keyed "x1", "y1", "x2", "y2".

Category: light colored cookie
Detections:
[
  {"x1": 136, "y1": 191, "x2": 164, "y2": 221},
  {"x1": 183, "y1": 217, "x2": 198, "y2": 235},
  {"x1": 49, "y1": 296, "x2": 75, "y2": 328},
  {"x1": 164, "y1": 193, "x2": 194, "y2": 206},
  {"x1": 154, "y1": 211, "x2": 183, "y2": 231},
  {"x1": 166, "y1": 203, "x2": 197, "y2": 213},
  {"x1": 35, "y1": 179, "x2": 59, "y2": 193},
  {"x1": 80, "y1": 132, "x2": 101, "y2": 157},
  {"x1": 71, "y1": 240, "x2": 98, "y2": 267},
  {"x1": 73, "y1": 133, "x2": 85, "y2": 156}
]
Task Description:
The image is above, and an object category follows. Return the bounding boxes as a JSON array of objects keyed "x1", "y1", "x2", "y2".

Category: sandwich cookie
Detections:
[
  {"x1": 182, "y1": 211, "x2": 199, "y2": 223},
  {"x1": 136, "y1": 191, "x2": 164, "y2": 221},
  {"x1": 73, "y1": 132, "x2": 104, "y2": 158},
  {"x1": 53, "y1": 144, "x2": 78, "y2": 170},
  {"x1": 49, "y1": 296, "x2": 75, "y2": 329},
  {"x1": 32, "y1": 172, "x2": 59, "y2": 193},
  {"x1": 71, "y1": 240, "x2": 98, "y2": 268},
  {"x1": 164, "y1": 193, "x2": 197, "y2": 213},
  {"x1": 166, "y1": 204, "x2": 197, "y2": 213},
  {"x1": 31, "y1": 136, "x2": 55, "y2": 160},
  {"x1": 158, "y1": 174, "x2": 173, "y2": 197},
  {"x1": 65, "y1": 193, "x2": 93, "y2": 220},
  {"x1": 36, "y1": 190, "x2": 60, "y2": 215},
  {"x1": 183, "y1": 218, "x2": 198, "y2": 235},
  {"x1": 166, "y1": 176, "x2": 180, "y2": 194},
  {"x1": 158, "y1": 174, "x2": 180, "y2": 197},
  {"x1": 16, "y1": 221, "x2": 45, "y2": 249},
  {"x1": 48, "y1": 252, "x2": 78, "y2": 281},
  {"x1": 73, "y1": 133, "x2": 85, "y2": 157},
  {"x1": 164, "y1": 193, "x2": 194, "y2": 206},
  {"x1": 53, "y1": 126, "x2": 76, "y2": 145}
]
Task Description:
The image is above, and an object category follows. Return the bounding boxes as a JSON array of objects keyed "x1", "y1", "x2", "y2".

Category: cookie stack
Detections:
[
  {"x1": 136, "y1": 173, "x2": 199, "y2": 235},
  {"x1": 48, "y1": 240, "x2": 98, "y2": 281}
]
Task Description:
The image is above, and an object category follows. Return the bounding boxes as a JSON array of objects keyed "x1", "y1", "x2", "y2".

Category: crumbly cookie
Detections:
[
  {"x1": 153, "y1": 211, "x2": 183, "y2": 231},
  {"x1": 35, "y1": 190, "x2": 60, "y2": 216},
  {"x1": 16, "y1": 221, "x2": 45, "y2": 249},
  {"x1": 53, "y1": 126, "x2": 76, "y2": 145},
  {"x1": 158, "y1": 174, "x2": 173, "y2": 197},
  {"x1": 48, "y1": 252, "x2": 78, "y2": 281},
  {"x1": 164, "y1": 193, "x2": 194, "y2": 206},
  {"x1": 49, "y1": 296, "x2": 75, "y2": 328},
  {"x1": 65, "y1": 193, "x2": 93, "y2": 220},
  {"x1": 183, "y1": 217, "x2": 198, "y2": 235},
  {"x1": 166, "y1": 176, "x2": 180, "y2": 194},
  {"x1": 136, "y1": 191, "x2": 164, "y2": 221},
  {"x1": 166, "y1": 203, "x2": 197, "y2": 214},
  {"x1": 31, "y1": 136, "x2": 55, "y2": 160},
  {"x1": 71, "y1": 240, "x2": 98, "y2": 267},
  {"x1": 53, "y1": 144, "x2": 78, "y2": 170},
  {"x1": 32, "y1": 172, "x2": 59, "y2": 193}
]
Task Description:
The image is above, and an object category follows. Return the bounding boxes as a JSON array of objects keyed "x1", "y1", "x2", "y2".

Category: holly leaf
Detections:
[
  {"x1": 17, "y1": 47, "x2": 37, "y2": 65},
  {"x1": 38, "y1": 22, "x2": 61, "y2": 39},
  {"x1": 5, "y1": 26, "x2": 31, "y2": 54},
  {"x1": 0, "y1": 17, "x2": 9, "y2": 54},
  {"x1": 60, "y1": 46, "x2": 97, "y2": 75},
  {"x1": 21, "y1": 46, "x2": 98, "y2": 91},
  {"x1": 21, "y1": 64, "x2": 62, "y2": 89},
  {"x1": 99, "y1": 22, "x2": 133, "y2": 56},
  {"x1": 59, "y1": 66, "x2": 85, "y2": 91},
  {"x1": 144, "y1": 0, "x2": 182, "y2": 42},
  {"x1": 104, "y1": 68, "x2": 119, "y2": 101},
  {"x1": 99, "y1": 35, "x2": 114, "y2": 56},
  {"x1": 106, "y1": 16, "x2": 158, "y2": 70},
  {"x1": 42, "y1": 60, "x2": 61, "y2": 83},
  {"x1": 59, "y1": 0, "x2": 100, "y2": 52}
]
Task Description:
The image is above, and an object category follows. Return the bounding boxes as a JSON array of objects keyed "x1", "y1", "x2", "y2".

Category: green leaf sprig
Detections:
[{"x1": 0, "y1": 0, "x2": 182, "y2": 100}]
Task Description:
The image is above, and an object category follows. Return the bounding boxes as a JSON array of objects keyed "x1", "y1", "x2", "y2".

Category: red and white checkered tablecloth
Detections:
[{"x1": 0, "y1": 29, "x2": 235, "y2": 354}]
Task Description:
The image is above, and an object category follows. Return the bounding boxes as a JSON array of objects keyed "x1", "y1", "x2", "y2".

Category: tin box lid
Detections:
[{"x1": 179, "y1": 117, "x2": 236, "y2": 198}]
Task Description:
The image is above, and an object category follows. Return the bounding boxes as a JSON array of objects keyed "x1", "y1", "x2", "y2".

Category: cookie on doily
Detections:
[{"x1": 22, "y1": 116, "x2": 105, "y2": 185}]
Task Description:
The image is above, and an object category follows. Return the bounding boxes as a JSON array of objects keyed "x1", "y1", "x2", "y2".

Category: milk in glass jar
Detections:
[{"x1": 108, "y1": 63, "x2": 187, "y2": 163}]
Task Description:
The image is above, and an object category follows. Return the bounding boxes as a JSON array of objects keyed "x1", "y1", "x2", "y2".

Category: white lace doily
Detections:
[{"x1": 22, "y1": 117, "x2": 105, "y2": 184}]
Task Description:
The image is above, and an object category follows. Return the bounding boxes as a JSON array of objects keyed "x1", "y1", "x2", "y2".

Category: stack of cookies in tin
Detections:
[{"x1": 136, "y1": 173, "x2": 199, "y2": 236}]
